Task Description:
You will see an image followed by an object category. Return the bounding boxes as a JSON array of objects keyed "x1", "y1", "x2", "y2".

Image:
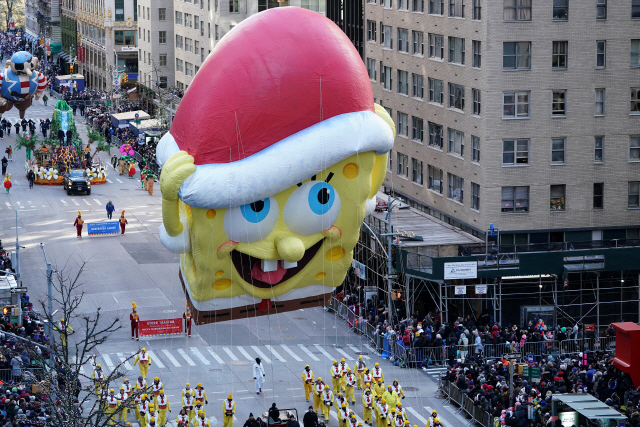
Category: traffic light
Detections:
[
  {"x1": 2, "y1": 307, "x2": 9, "y2": 315},
  {"x1": 123, "y1": 74, "x2": 128, "y2": 83},
  {"x1": 69, "y1": 64, "x2": 74, "y2": 72},
  {"x1": 2, "y1": 305, "x2": 16, "y2": 316}
]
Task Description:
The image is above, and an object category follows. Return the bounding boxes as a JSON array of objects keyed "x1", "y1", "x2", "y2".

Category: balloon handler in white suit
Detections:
[{"x1": 253, "y1": 358, "x2": 266, "y2": 394}]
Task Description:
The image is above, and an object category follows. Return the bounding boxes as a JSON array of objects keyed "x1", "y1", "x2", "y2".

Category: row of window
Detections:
[
  {"x1": 366, "y1": 24, "x2": 640, "y2": 70},
  {"x1": 137, "y1": 6, "x2": 166, "y2": 20},
  {"x1": 175, "y1": 59, "x2": 199, "y2": 77},
  {"x1": 141, "y1": 50, "x2": 168, "y2": 67},
  {"x1": 368, "y1": 0, "x2": 640, "y2": 22}
]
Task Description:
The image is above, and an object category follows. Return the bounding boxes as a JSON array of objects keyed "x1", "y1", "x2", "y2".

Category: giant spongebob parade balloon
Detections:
[
  {"x1": 0, "y1": 52, "x2": 47, "y2": 119},
  {"x1": 157, "y1": 7, "x2": 395, "y2": 323}
]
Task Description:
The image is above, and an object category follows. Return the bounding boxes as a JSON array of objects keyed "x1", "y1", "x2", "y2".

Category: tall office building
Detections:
[
  {"x1": 366, "y1": 0, "x2": 640, "y2": 245},
  {"x1": 138, "y1": 0, "x2": 175, "y2": 89}
]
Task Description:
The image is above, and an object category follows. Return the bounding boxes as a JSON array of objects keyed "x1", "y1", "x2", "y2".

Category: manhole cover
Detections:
[
  {"x1": 271, "y1": 327, "x2": 288, "y2": 331},
  {"x1": 354, "y1": 352, "x2": 369, "y2": 356},
  {"x1": 294, "y1": 317, "x2": 306, "y2": 320},
  {"x1": 229, "y1": 360, "x2": 250, "y2": 365},
  {"x1": 281, "y1": 335, "x2": 296, "y2": 339},
  {"x1": 209, "y1": 369, "x2": 223, "y2": 372},
  {"x1": 403, "y1": 387, "x2": 419, "y2": 392}
]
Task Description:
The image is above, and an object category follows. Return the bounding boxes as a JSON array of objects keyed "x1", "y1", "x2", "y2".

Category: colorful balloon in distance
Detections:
[
  {"x1": 157, "y1": 7, "x2": 395, "y2": 324},
  {"x1": 0, "y1": 51, "x2": 47, "y2": 119}
]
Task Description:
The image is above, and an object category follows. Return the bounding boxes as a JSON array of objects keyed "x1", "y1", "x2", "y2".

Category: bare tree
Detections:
[
  {"x1": 0, "y1": 0, "x2": 23, "y2": 32},
  {"x1": 35, "y1": 261, "x2": 150, "y2": 426}
]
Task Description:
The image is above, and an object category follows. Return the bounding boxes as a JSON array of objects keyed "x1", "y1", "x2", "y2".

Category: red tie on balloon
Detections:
[{"x1": 258, "y1": 299, "x2": 271, "y2": 312}]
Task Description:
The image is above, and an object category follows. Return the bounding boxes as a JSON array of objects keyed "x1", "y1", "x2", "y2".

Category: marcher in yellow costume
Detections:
[
  {"x1": 362, "y1": 388, "x2": 374, "y2": 426},
  {"x1": 321, "y1": 385, "x2": 334, "y2": 422},
  {"x1": 302, "y1": 365, "x2": 314, "y2": 402},
  {"x1": 92, "y1": 364, "x2": 105, "y2": 394},
  {"x1": 344, "y1": 368, "x2": 356, "y2": 404},
  {"x1": 331, "y1": 360, "x2": 342, "y2": 394},
  {"x1": 106, "y1": 389, "x2": 118, "y2": 425},
  {"x1": 222, "y1": 394, "x2": 235, "y2": 427},
  {"x1": 354, "y1": 355, "x2": 367, "y2": 389},
  {"x1": 133, "y1": 347, "x2": 152, "y2": 379},
  {"x1": 117, "y1": 386, "x2": 129, "y2": 424},
  {"x1": 157, "y1": 389, "x2": 171, "y2": 426},
  {"x1": 313, "y1": 378, "x2": 325, "y2": 413}
]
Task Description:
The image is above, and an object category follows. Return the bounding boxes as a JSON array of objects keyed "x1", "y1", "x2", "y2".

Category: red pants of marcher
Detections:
[
  {"x1": 120, "y1": 223, "x2": 126, "y2": 234},
  {"x1": 185, "y1": 319, "x2": 191, "y2": 336},
  {"x1": 76, "y1": 225, "x2": 83, "y2": 237},
  {"x1": 131, "y1": 322, "x2": 139, "y2": 338}
]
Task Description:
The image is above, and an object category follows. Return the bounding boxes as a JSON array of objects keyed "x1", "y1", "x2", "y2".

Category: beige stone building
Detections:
[{"x1": 367, "y1": 0, "x2": 640, "y2": 244}]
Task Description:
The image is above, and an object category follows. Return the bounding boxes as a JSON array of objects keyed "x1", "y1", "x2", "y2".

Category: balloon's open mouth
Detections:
[{"x1": 230, "y1": 239, "x2": 324, "y2": 289}]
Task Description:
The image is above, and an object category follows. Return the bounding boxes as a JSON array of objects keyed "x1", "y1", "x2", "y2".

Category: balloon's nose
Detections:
[{"x1": 275, "y1": 235, "x2": 305, "y2": 262}]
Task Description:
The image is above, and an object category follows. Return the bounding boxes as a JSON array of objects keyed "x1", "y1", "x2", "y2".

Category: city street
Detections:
[{"x1": 0, "y1": 99, "x2": 468, "y2": 426}]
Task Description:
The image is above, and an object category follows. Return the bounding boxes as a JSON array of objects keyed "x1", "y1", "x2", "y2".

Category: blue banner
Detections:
[
  {"x1": 60, "y1": 110, "x2": 69, "y2": 133},
  {"x1": 87, "y1": 221, "x2": 120, "y2": 235}
]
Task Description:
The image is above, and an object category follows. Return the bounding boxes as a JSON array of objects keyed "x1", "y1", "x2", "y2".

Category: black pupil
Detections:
[
  {"x1": 317, "y1": 188, "x2": 330, "y2": 205},
  {"x1": 250, "y1": 200, "x2": 265, "y2": 212}
]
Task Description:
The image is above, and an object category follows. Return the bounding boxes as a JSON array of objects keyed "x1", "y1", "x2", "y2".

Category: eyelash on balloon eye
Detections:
[{"x1": 296, "y1": 172, "x2": 334, "y2": 187}]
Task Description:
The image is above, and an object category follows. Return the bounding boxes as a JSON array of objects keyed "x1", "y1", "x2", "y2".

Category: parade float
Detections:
[{"x1": 19, "y1": 100, "x2": 109, "y2": 185}]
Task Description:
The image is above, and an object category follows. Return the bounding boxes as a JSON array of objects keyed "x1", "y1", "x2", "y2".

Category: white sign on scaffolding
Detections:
[
  {"x1": 475, "y1": 285, "x2": 487, "y2": 294},
  {"x1": 454, "y1": 285, "x2": 466, "y2": 295},
  {"x1": 444, "y1": 261, "x2": 478, "y2": 280}
]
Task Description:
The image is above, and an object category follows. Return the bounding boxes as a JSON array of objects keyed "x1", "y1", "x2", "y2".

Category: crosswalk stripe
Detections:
[
  {"x1": 116, "y1": 352, "x2": 133, "y2": 370},
  {"x1": 222, "y1": 347, "x2": 239, "y2": 361},
  {"x1": 83, "y1": 199, "x2": 91, "y2": 205},
  {"x1": 93, "y1": 198, "x2": 101, "y2": 205},
  {"x1": 209, "y1": 416, "x2": 218, "y2": 424},
  {"x1": 314, "y1": 344, "x2": 335, "y2": 361},
  {"x1": 252, "y1": 346, "x2": 272, "y2": 364},
  {"x1": 146, "y1": 351, "x2": 165, "y2": 369},
  {"x1": 206, "y1": 347, "x2": 225, "y2": 364},
  {"x1": 116, "y1": 178, "x2": 123, "y2": 183},
  {"x1": 298, "y1": 344, "x2": 320, "y2": 362},
  {"x1": 72, "y1": 199, "x2": 79, "y2": 205},
  {"x1": 162, "y1": 349, "x2": 182, "y2": 367},
  {"x1": 4, "y1": 202, "x2": 10, "y2": 207},
  {"x1": 406, "y1": 407, "x2": 427, "y2": 425},
  {"x1": 190, "y1": 347, "x2": 210, "y2": 365},
  {"x1": 347, "y1": 344, "x2": 371, "y2": 359},
  {"x1": 265, "y1": 345, "x2": 286, "y2": 363},
  {"x1": 102, "y1": 354, "x2": 115, "y2": 370},
  {"x1": 363, "y1": 344, "x2": 377, "y2": 354},
  {"x1": 107, "y1": 179, "x2": 113, "y2": 183},
  {"x1": 236, "y1": 346, "x2": 255, "y2": 362},
  {"x1": 280, "y1": 345, "x2": 303, "y2": 362},
  {"x1": 177, "y1": 348, "x2": 196, "y2": 366},
  {"x1": 60, "y1": 199, "x2": 68, "y2": 206},
  {"x1": 336, "y1": 348, "x2": 354, "y2": 361}
]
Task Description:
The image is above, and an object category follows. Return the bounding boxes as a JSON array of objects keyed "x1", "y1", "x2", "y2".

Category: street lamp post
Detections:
[
  {"x1": 380, "y1": 194, "x2": 408, "y2": 327},
  {"x1": 38, "y1": 243, "x2": 56, "y2": 372}
]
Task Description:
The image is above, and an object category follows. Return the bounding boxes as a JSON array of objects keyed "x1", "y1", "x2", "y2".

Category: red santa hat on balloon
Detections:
[{"x1": 157, "y1": 7, "x2": 394, "y2": 210}]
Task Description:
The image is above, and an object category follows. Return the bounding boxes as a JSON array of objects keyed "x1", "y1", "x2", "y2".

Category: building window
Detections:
[
  {"x1": 176, "y1": 59, "x2": 184, "y2": 73},
  {"x1": 397, "y1": 70, "x2": 409, "y2": 95},
  {"x1": 501, "y1": 186, "x2": 529, "y2": 213},
  {"x1": 471, "y1": 135, "x2": 480, "y2": 162},
  {"x1": 428, "y1": 166, "x2": 443, "y2": 193},
  {"x1": 502, "y1": 139, "x2": 529, "y2": 165},
  {"x1": 383, "y1": 0, "x2": 393, "y2": 8},
  {"x1": 552, "y1": 138, "x2": 566, "y2": 164},
  {"x1": 367, "y1": 58, "x2": 377, "y2": 80},
  {"x1": 159, "y1": 76, "x2": 168, "y2": 88},
  {"x1": 176, "y1": 35, "x2": 183, "y2": 49},
  {"x1": 388, "y1": 151, "x2": 393, "y2": 170},
  {"x1": 397, "y1": 152, "x2": 409, "y2": 177},
  {"x1": 398, "y1": 0, "x2": 408, "y2": 10},
  {"x1": 184, "y1": 13, "x2": 192, "y2": 27},
  {"x1": 504, "y1": 0, "x2": 531, "y2": 21},
  {"x1": 428, "y1": 78, "x2": 444, "y2": 104},
  {"x1": 593, "y1": 183, "x2": 604, "y2": 209},
  {"x1": 429, "y1": 0, "x2": 444, "y2": 15},
  {"x1": 632, "y1": 40, "x2": 640, "y2": 67},
  {"x1": 632, "y1": 88, "x2": 640, "y2": 114},
  {"x1": 411, "y1": 158, "x2": 423, "y2": 184},
  {"x1": 631, "y1": 136, "x2": 640, "y2": 160},
  {"x1": 114, "y1": 31, "x2": 136, "y2": 45},
  {"x1": 449, "y1": 0, "x2": 464, "y2": 17},
  {"x1": 448, "y1": 173, "x2": 464, "y2": 202},
  {"x1": 633, "y1": 0, "x2": 640, "y2": 18},
  {"x1": 503, "y1": 91, "x2": 530, "y2": 118},
  {"x1": 552, "y1": 41, "x2": 567, "y2": 69},
  {"x1": 550, "y1": 185, "x2": 566, "y2": 211},
  {"x1": 472, "y1": 0, "x2": 481, "y2": 19},
  {"x1": 215, "y1": 25, "x2": 219, "y2": 40},
  {"x1": 428, "y1": 34, "x2": 444, "y2": 60},
  {"x1": 411, "y1": 116, "x2": 424, "y2": 142},
  {"x1": 596, "y1": 0, "x2": 606, "y2": 19},
  {"x1": 159, "y1": 54, "x2": 167, "y2": 66},
  {"x1": 471, "y1": 182, "x2": 480, "y2": 210},
  {"x1": 413, "y1": 0, "x2": 424, "y2": 12},
  {"x1": 448, "y1": 37, "x2": 465, "y2": 64},
  {"x1": 397, "y1": 28, "x2": 409, "y2": 53},
  {"x1": 472, "y1": 40, "x2": 481, "y2": 68},
  {"x1": 448, "y1": 128, "x2": 464, "y2": 156},
  {"x1": 301, "y1": 0, "x2": 324, "y2": 11},
  {"x1": 593, "y1": 88, "x2": 605, "y2": 116},
  {"x1": 115, "y1": 0, "x2": 124, "y2": 21},
  {"x1": 448, "y1": 83, "x2": 465, "y2": 111},
  {"x1": 159, "y1": 31, "x2": 166, "y2": 44},
  {"x1": 381, "y1": 64, "x2": 393, "y2": 90},
  {"x1": 594, "y1": 136, "x2": 604, "y2": 162},
  {"x1": 553, "y1": 0, "x2": 568, "y2": 20},
  {"x1": 552, "y1": 90, "x2": 566, "y2": 116},
  {"x1": 175, "y1": 11, "x2": 182, "y2": 25},
  {"x1": 472, "y1": 89, "x2": 481, "y2": 116},
  {"x1": 503, "y1": 42, "x2": 531, "y2": 70},
  {"x1": 630, "y1": 182, "x2": 640, "y2": 207},
  {"x1": 397, "y1": 112, "x2": 409, "y2": 136},
  {"x1": 367, "y1": 20, "x2": 377, "y2": 41},
  {"x1": 381, "y1": 25, "x2": 393, "y2": 49},
  {"x1": 596, "y1": 41, "x2": 606, "y2": 68},
  {"x1": 428, "y1": 122, "x2": 444, "y2": 148},
  {"x1": 158, "y1": 8, "x2": 167, "y2": 20},
  {"x1": 194, "y1": 16, "x2": 200, "y2": 30},
  {"x1": 412, "y1": 74, "x2": 424, "y2": 98},
  {"x1": 230, "y1": 0, "x2": 239, "y2": 12},
  {"x1": 412, "y1": 31, "x2": 424, "y2": 55}
]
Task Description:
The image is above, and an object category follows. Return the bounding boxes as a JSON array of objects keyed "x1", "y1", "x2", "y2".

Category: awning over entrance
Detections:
[{"x1": 553, "y1": 394, "x2": 626, "y2": 421}]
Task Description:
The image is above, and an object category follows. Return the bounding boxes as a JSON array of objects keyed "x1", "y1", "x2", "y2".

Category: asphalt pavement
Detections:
[{"x1": 0, "y1": 98, "x2": 468, "y2": 426}]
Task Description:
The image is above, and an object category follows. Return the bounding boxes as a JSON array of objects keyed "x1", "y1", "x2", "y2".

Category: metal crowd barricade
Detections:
[{"x1": 439, "y1": 380, "x2": 493, "y2": 427}]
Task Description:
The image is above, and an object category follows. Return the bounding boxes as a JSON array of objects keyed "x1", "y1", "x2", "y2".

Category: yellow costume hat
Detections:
[
  {"x1": 77, "y1": 211, "x2": 81, "y2": 216},
  {"x1": 132, "y1": 302, "x2": 137, "y2": 310},
  {"x1": 122, "y1": 210, "x2": 125, "y2": 215},
  {"x1": 228, "y1": 394, "x2": 233, "y2": 399}
]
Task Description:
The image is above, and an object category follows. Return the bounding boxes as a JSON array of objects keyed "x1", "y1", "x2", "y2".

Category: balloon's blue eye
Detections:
[
  {"x1": 240, "y1": 198, "x2": 271, "y2": 223},
  {"x1": 308, "y1": 182, "x2": 335, "y2": 215}
]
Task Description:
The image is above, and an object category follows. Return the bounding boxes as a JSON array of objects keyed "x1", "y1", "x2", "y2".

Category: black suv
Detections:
[{"x1": 63, "y1": 169, "x2": 91, "y2": 195}]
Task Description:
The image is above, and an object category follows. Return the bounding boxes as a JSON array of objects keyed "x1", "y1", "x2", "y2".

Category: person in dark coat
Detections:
[
  {"x1": 66, "y1": 129, "x2": 73, "y2": 144},
  {"x1": 1, "y1": 156, "x2": 7, "y2": 175},
  {"x1": 20, "y1": 118, "x2": 27, "y2": 132},
  {"x1": 27, "y1": 169, "x2": 35, "y2": 189},
  {"x1": 302, "y1": 407, "x2": 318, "y2": 427},
  {"x1": 243, "y1": 414, "x2": 259, "y2": 427},
  {"x1": 14, "y1": 122, "x2": 20, "y2": 135},
  {"x1": 286, "y1": 415, "x2": 300, "y2": 427},
  {"x1": 57, "y1": 129, "x2": 65, "y2": 145}
]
